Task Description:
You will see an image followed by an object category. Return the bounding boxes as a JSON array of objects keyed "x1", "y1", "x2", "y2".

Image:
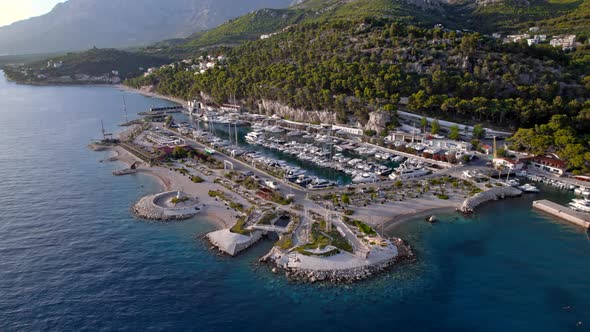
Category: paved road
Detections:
[{"x1": 159, "y1": 125, "x2": 309, "y2": 199}]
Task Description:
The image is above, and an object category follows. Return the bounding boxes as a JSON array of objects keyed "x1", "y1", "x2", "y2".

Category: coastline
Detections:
[
  {"x1": 116, "y1": 84, "x2": 186, "y2": 106},
  {"x1": 107, "y1": 145, "x2": 242, "y2": 229}
]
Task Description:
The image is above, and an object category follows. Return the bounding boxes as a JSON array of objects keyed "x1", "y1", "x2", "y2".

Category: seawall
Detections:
[
  {"x1": 533, "y1": 200, "x2": 590, "y2": 229},
  {"x1": 459, "y1": 186, "x2": 522, "y2": 213}
]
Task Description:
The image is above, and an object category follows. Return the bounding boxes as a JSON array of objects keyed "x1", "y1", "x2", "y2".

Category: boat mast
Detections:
[
  {"x1": 101, "y1": 120, "x2": 106, "y2": 140},
  {"x1": 123, "y1": 95, "x2": 128, "y2": 123}
]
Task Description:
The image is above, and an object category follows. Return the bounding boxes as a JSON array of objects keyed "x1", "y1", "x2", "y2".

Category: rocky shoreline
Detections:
[
  {"x1": 261, "y1": 239, "x2": 415, "y2": 284},
  {"x1": 459, "y1": 186, "x2": 522, "y2": 213}
]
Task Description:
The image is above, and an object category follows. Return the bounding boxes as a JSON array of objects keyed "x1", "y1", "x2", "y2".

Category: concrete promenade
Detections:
[{"x1": 533, "y1": 200, "x2": 590, "y2": 229}]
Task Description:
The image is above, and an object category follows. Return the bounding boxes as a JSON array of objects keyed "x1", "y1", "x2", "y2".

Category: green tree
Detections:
[
  {"x1": 420, "y1": 117, "x2": 428, "y2": 133},
  {"x1": 172, "y1": 146, "x2": 188, "y2": 159},
  {"x1": 449, "y1": 124, "x2": 460, "y2": 140},
  {"x1": 431, "y1": 119, "x2": 440, "y2": 135},
  {"x1": 473, "y1": 124, "x2": 486, "y2": 139}
]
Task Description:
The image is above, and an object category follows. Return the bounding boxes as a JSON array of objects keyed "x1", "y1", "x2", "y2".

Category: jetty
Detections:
[
  {"x1": 459, "y1": 186, "x2": 522, "y2": 213},
  {"x1": 532, "y1": 200, "x2": 590, "y2": 229}
]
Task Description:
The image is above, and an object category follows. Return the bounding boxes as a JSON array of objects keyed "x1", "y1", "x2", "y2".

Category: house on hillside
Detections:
[{"x1": 550, "y1": 35, "x2": 576, "y2": 51}]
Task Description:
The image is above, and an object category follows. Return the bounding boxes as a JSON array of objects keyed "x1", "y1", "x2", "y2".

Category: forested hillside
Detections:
[
  {"x1": 129, "y1": 20, "x2": 589, "y2": 129},
  {"x1": 128, "y1": 18, "x2": 590, "y2": 171}
]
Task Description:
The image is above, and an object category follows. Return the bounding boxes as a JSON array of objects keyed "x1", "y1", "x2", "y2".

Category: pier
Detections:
[
  {"x1": 150, "y1": 106, "x2": 184, "y2": 112},
  {"x1": 532, "y1": 200, "x2": 590, "y2": 229}
]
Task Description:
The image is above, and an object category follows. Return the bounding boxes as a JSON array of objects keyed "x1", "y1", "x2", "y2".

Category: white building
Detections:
[
  {"x1": 550, "y1": 35, "x2": 576, "y2": 51},
  {"x1": 493, "y1": 157, "x2": 524, "y2": 171},
  {"x1": 332, "y1": 124, "x2": 363, "y2": 136},
  {"x1": 426, "y1": 139, "x2": 472, "y2": 152},
  {"x1": 504, "y1": 34, "x2": 530, "y2": 43},
  {"x1": 220, "y1": 104, "x2": 241, "y2": 113}
]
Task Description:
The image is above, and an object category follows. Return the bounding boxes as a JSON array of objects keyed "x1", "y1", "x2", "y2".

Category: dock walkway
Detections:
[{"x1": 532, "y1": 200, "x2": 590, "y2": 229}]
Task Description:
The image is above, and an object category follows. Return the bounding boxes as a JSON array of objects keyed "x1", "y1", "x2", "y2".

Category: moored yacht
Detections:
[
  {"x1": 568, "y1": 198, "x2": 590, "y2": 212},
  {"x1": 519, "y1": 183, "x2": 540, "y2": 193},
  {"x1": 389, "y1": 167, "x2": 430, "y2": 180},
  {"x1": 352, "y1": 172, "x2": 379, "y2": 184}
]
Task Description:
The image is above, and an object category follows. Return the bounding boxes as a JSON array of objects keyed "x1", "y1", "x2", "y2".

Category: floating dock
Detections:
[{"x1": 532, "y1": 200, "x2": 590, "y2": 229}]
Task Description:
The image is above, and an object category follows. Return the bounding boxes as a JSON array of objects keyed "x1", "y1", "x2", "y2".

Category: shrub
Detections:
[
  {"x1": 190, "y1": 175, "x2": 204, "y2": 183},
  {"x1": 170, "y1": 196, "x2": 189, "y2": 204},
  {"x1": 353, "y1": 220, "x2": 376, "y2": 236}
]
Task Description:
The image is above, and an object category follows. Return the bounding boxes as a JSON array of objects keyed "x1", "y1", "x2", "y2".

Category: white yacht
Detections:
[
  {"x1": 391, "y1": 155, "x2": 406, "y2": 163},
  {"x1": 519, "y1": 183, "x2": 540, "y2": 193},
  {"x1": 265, "y1": 126, "x2": 285, "y2": 133},
  {"x1": 307, "y1": 178, "x2": 335, "y2": 189},
  {"x1": 389, "y1": 167, "x2": 430, "y2": 180},
  {"x1": 568, "y1": 198, "x2": 590, "y2": 212},
  {"x1": 287, "y1": 130, "x2": 305, "y2": 137},
  {"x1": 245, "y1": 131, "x2": 264, "y2": 143},
  {"x1": 285, "y1": 168, "x2": 306, "y2": 178},
  {"x1": 352, "y1": 172, "x2": 379, "y2": 184},
  {"x1": 506, "y1": 179, "x2": 520, "y2": 187}
]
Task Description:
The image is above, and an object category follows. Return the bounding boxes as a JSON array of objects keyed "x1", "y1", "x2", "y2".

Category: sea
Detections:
[{"x1": 0, "y1": 72, "x2": 588, "y2": 331}]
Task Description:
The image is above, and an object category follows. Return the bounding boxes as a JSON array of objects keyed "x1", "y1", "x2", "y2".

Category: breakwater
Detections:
[
  {"x1": 533, "y1": 200, "x2": 590, "y2": 229},
  {"x1": 459, "y1": 186, "x2": 522, "y2": 213},
  {"x1": 133, "y1": 191, "x2": 201, "y2": 220},
  {"x1": 261, "y1": 239, "x2": 415, "y2": 283}
]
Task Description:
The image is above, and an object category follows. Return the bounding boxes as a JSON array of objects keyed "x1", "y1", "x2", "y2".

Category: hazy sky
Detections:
[{"x1": 0, "y1": 0, "x2": 66, "y2": 27}]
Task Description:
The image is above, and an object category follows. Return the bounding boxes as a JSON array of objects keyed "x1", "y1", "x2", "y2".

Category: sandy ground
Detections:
[
  {"x1": 110, "y1": 146, "x2": 247, "y2": 229},
  {"x1": 352, "y1": 192, "x2": 464, "y2": 232}
]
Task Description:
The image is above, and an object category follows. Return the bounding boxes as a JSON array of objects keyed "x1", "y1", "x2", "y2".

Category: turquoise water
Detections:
[{"x1": 0, "y1": 72, "x2": 588, "y2": 331}]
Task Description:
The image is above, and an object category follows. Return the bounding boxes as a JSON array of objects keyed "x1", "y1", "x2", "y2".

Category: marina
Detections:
[{"x1": 171, "y1": 113, "x2": 445, "y2": 187}]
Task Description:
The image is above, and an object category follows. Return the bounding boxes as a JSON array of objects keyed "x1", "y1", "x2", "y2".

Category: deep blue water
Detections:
[{"x1": 0, "y1": 72, "x2": 589, "y2": 331}]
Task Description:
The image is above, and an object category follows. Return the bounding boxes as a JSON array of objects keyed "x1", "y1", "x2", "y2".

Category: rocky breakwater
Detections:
[
  {"x1": 459, "y1": 186, "x2": 522, "y2": 213},
  {"x1": 133, "y1": 191, "x2": 201, "y2": 221},
  {"x1": 261, "y1": 238, "x2": 415, "y2": 283}
]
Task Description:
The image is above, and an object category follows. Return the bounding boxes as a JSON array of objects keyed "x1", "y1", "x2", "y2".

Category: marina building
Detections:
[
  {"x1": 426, "y1": 139, "x2": 472, "y2": 152},
  {"x1": 528, "y1": 156, "x2": 567, "y2": 176},
  {"x1": 331, "y1": 125, "x2": 363, "y2": 136},
  {"x1": 493, "y1": 157, "x2": 524, "y2": 171}
]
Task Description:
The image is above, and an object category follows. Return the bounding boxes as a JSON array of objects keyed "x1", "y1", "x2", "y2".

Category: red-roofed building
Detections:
[
  {"x1": 481, "y1": 144, "x2": 493, "y2": 155},
  {"x1": 493, "y1": 157, "x2": 524, "y2": 170},
  {"x1": 529, "y1": 155, "x2": 567, "y2": 176}
]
